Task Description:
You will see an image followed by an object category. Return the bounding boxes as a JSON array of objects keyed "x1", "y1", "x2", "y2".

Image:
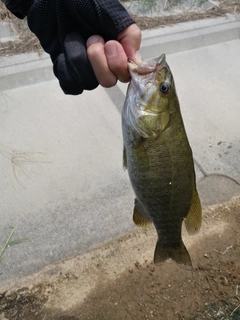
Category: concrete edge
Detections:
[
  {"x1": 0, "y1": 52, "x2": 54, "y2": 92},
  {"x1": 0, "y1": 195, "x2": 239, "y2": 294},
  {"x1": 0, "y1": 14, "x2": 240, "y2": 91},
  {"x1": 141, "y1": 14, "x2": 240, "y2": 58}
]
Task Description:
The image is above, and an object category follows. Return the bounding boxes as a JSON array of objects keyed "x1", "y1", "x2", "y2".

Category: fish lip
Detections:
[
  {"x1": 133, "y1": 53, "x2": 166, "y2": 73},
  {"x1": 128, "y1": 59, "x2": 155, "y2": 75},
  {"x1": 128, "y1": 53, "x2": 167, "y2": 74},
  {"x1": 128, "y1": 54, "x2": 168, "y2": 89}
]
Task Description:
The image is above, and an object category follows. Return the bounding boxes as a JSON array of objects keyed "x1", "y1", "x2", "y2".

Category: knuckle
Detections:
[
  {"x1": 87, "y1": 43, "x2": 104, "y2": 59},
  {"x1": 99, "y1": 77, "x2": 117, "y2": 88}
]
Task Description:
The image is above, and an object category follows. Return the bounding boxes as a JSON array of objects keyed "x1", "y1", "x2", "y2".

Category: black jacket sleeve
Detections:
[{"x1": 5, "y1": 0, "x2": 135, "y2": 94}]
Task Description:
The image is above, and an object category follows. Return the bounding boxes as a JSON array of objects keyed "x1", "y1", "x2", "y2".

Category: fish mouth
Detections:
[
  {"x1": 128, "y1": 53, "x2": 166, "y2": 75},
  {"x1": 128, "y1": 60, "x2": 155, "y2": 75},
  {"x1": 128, "y1": 53, "x2": 170, "y2": 93}
]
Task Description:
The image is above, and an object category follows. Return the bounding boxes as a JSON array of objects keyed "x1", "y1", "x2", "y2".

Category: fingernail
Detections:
[
  {"x1": 134, "y1": 50, "x2": 142, "y2": 64},
  {"x1": 105, "y1": 43, "x2": 117, "y2": 57},
  {"x1": 87, "y1": 35, "x2": 100, "y2": 47}
]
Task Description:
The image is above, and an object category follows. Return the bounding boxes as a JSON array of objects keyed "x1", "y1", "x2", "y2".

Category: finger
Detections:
[
  {"x1": 105, "y1": 40, "x2": 130, "y2": 83},
  {"x1": 87, "y1": 35, "x2": 117, "y2": 88},
  {"x1": 54, "y1": 33, "x2": 98, "y2": 94},
  {"x1": 117, "y1": 24, "x2": 142, "y2": 64}
]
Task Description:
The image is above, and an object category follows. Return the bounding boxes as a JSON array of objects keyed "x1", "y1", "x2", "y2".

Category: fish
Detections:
[{"x1": 122, "y1": 54, "x2": 202, "y2": 268}]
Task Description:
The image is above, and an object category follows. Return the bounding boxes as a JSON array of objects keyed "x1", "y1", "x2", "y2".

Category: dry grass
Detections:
[
  {"x1": 0, "y1": 2, "x2": 42, "y2": 56},
  {"x1": 132, "y1": 0, "x2": 240, "y2": 29}
]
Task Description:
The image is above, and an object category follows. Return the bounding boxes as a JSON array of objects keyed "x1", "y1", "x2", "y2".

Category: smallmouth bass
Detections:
[{"x1": 122, "y1": 54, "x2": 202, "y2": 268}]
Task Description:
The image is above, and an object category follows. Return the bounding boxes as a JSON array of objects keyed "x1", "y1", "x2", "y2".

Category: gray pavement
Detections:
[{"x1": 0, "y1": 15, "x2": 240, "y2": 287}]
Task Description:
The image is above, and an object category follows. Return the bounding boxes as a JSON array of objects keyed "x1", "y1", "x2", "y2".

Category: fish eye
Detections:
[{"x1": 160, "y1": 82, "x2": 170, "y2": 95}]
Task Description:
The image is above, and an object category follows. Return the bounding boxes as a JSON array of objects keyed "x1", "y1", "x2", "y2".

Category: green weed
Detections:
[{"x1": 0, "y1": 226, "x2": 28, "y2": 262}]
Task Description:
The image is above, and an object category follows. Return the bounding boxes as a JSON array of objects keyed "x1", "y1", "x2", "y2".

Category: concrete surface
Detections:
[{"x1": 0, "y1": 15, "x2": 240, "y2": 286}]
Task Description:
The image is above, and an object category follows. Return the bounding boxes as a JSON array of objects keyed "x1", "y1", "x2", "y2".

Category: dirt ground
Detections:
[
  {"x1": 0, "y1": 0, "x2": 240, "y2": 57},
  {"x1": 1, "y1": 1, "x2": 240, "y2": 319},
  {"x1": 0, "y1": 196, "x2": 240, "y2": 320}
]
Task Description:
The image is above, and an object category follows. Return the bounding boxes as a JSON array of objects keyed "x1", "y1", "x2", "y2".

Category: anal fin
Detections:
[
  {"x1": 133, "y1": 199, "x2": 152, "y2": 227},
  {"x1": 185, "y1": 188, "x2": 202, "y2": 235}
]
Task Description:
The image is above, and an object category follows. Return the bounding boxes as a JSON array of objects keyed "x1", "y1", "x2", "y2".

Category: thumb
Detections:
[{"x1": 117, "y1": 24, "x2": 142, "y2": 64}]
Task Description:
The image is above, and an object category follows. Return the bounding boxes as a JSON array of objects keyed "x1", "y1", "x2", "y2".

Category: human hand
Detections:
[
  {"x1": 87, "y1": 24, "x2": 142, "y2": 88},
  {"x1": 5, "y1": 0, "x2": 140, "y2": 95}
]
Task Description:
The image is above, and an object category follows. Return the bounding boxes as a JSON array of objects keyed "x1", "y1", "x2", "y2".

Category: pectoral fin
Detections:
[
  {"x1": 133, "y1": 199, "x2": 152, "y2": 227},
  {"x1": 185, "y1": 189, "x2": 202, "y2": 235}
]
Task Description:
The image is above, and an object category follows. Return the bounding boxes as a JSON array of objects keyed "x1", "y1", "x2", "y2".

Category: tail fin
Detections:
[{"x1": 154, "y1": 240, "x2": 192, "y2": 269}]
